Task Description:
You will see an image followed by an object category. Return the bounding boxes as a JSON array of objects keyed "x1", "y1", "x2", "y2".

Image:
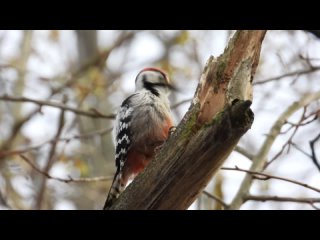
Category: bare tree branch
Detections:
[
  {"x1": 170, "y1": 98, "x2": 192, "y2": 109},
  {"x1": 272, "y1": 109, "x2": 319, "y2": 171},
  {"x1": 0, "y1": 127, "x2": 113, "y2": 158},
  {"x1": 254, "y1": 66, "x2": 320, "y2": 85},
  {"x1": 291, "y1": 142, "x2": 312, "y2": 158},
  {"x1": 0, "y1": 96, "x2": 58, "y2": 159},
  {"x1": 0, "y1": 94, "x2": 193, "y2": 125},
  {"x1": 35, "y1": 102, "x2": 66, "y2": 210},
  {"x1": 245, "y1": 194, "x2": 320, "y2": 204},
  {"x1": 245, "y1": 194, "x2": 320, "y2": 209},
  {"x1": 0, "y1": 95, "x2": 116, "y2": 119},
  {"x1": 59, "y1": 127, "x2": 113, "y2": 141},
  {"x1": 310, "y1": 133, "x2": 320, "y2": 172},
  {"x1": 229, "y1": 90, "x2": 320, "y2": 210},
  {"x1": 202, "y1": 190, "x2": 229, "y2": 209},
  {"x1": 0, "y1": 128, "x2": 112, "y2": 158},
  {"x1": 51, "y1": 31, "x2": 135, "y2": 95},
  {"x1": 19, "y1": 155, "x2": 113, "y2": 183},
  {"x1": 0, "y1": 31, "x2": 34, "y2": 158},
  {"x1": 222, "y1": 166, "x2": 320, "y2": 194},
  {"x1": 265, "y1": 107, "x2": 308, "y2": 168},
  {"x1": 234, "y1": 146, "x2": 254, "y2": 161},
  {"x1": 284, "y1": 109, "x2": 319, "y2": 129}
]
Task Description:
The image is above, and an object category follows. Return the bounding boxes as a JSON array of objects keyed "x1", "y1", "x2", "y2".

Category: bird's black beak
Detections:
[
  {"x1": 166, "y1": 83, "x2": 178, "y2": 92},
  {"x1": 152, "y1": 82, "x2": 178, "y2": 92}
]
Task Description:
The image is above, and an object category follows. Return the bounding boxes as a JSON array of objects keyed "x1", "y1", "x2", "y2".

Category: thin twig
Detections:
[
  {"x1": 254, "y1": 66, "x2": 320, "y2": 85},
  {"x1": 245, "y1": 194, "x2": 320, "y2": 203},
  {"x1": 20, "y1": 155, "x2": 113, "y2": 183},
  {"x1": 310, "y1": 133, "x2": 320, "y2": 172},
  {"x1": 0, "y1": 107, "x2": 39, "y2": 154},
  {"x1": 280, "y1": 109, "x2": 318, "y2": 134},
  {"x1": 265, "y1": 107, "x2": 308, "y2": 168},
  {"x1": 202, "y1": 190, "x2": 229, "y2": 209},
  {"x1": 285, "y1": 115, "x2": 318, "y2": 128},
  {"x1": 0, "y1": 95, "x2": 115, "y2": 119},
  {"x1": 35, "y1": 103, "x2": 66, "y2": 209},
  {"x1": 0, "y1": 94, "x2": 192, "y2": 120},
  {"x1": 171, "y1": 98, "x2": 192, "y2": 109},
  {"x1": 60, "y1": 127, "x2": 113, "y2": 141},
  {"x1": 0, "y1": 32, "x2": 34, "y2": 155},
  {"x1": 291, "y1": 142, "x2": 312, "y2": 158},
  {"x1": 234, "y1": 146, "x2": 254, "y2": 161},
  {"x1": 50, "y1": 31, "x2": 135, "y2": 95},
  {"x1": 222, "y1": 166, "x2": 320, "y2": 194},
  {"x1": 0, "y1": 127, "x2": 113, "y2": 158},
  {"x1": 245, "y1": 194, "x2": 320, "y2": 209}
]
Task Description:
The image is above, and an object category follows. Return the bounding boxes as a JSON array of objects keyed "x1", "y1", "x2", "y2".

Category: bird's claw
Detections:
[{"x1": 169, "y1": 126, "x2": 177, "y2": 137}]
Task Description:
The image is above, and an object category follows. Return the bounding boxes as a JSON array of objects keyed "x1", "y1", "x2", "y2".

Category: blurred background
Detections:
[{"x1": 0, "y1": 30, "x2": 319, "y2": 210}]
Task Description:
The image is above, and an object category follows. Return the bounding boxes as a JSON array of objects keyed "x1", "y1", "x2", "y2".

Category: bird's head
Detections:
[{"x1": 135, "y1": 67, "x2": 175, "y2": 96}]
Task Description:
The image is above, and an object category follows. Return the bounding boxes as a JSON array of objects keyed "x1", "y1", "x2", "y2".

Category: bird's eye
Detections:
[{"x1": 142, "y1": 75, "x2": 147, "y2": 82}]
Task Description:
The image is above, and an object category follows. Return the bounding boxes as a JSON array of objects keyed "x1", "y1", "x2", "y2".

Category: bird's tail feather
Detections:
[{"x1": 103, "y1": 170, "x2": 123, "y2": 209}]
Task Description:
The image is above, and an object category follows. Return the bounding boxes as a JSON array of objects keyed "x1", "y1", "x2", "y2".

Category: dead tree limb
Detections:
[{"x1": 105, "y1": 30, "x2": 266, "y2": 210}]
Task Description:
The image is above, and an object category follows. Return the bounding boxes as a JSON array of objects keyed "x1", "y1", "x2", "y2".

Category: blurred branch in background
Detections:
[
  {"x1": 254, "y1": 66, "x2": 320, "y2": 85},
  {"x1": 0, "y1": 95, "x2": 190, "y2": 121},
  {"x1": 0, "y1": 31, "x2": 33, "y2": 155},
  {"x1": 234, "y1": 146, "x2": 254, "y2": 161},
  {"x1": 0, "y1": 95, "x2": 116, "y2": 119},
  {"x1": 51, "y1": 31, "x2": 135, "y2": 95},
  {"x1": 310, "y1": 133, "x2": 320, "y2": 172},
  {"x1": 265, "y1": 107, "x2": 318, "y2": 168},
  {"x1": 0, "y1": 30, "x2": 116, "y2": 156},
  {"x1": 20, "y1": 155, "x2": 113, "y2": 183},
  {"x1": 222, "y1": 166, "x2": 320, "y2": 194},
  {"x1": 202, "y1": 190, "x2": 228, "y2": 209},
  {"x1": 0, "y1": 127, "x2": 113, "y2": 158},
  {"x1": 245, "y1": 195, "x2": 320, "y2": 210},
  {"x1": 34, "y1": 99, "x2": 66, "y2": 209}
]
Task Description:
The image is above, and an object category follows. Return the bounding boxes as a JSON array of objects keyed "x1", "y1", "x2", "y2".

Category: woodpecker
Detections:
[{"x1": 104, "y1": 67, "x2": 175, "y2": 209}]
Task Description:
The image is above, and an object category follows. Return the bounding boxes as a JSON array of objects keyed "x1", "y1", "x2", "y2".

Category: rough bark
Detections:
[{"x1": 106, "y1": 30, "x2": 266, "y2": 210}]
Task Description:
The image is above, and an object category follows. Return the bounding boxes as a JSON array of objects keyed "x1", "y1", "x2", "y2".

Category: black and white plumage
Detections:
[{"x1": 104, "y1": 67, "x2": 175, "y2": 209}]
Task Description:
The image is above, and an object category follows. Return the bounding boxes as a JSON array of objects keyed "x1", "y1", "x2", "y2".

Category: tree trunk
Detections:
[
  {"x1": 105, "y1": 30, "x2": 266, "y2": 210},
  {"x1": 75, "y1": 30, "x2": 114, "y2": 176}
]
